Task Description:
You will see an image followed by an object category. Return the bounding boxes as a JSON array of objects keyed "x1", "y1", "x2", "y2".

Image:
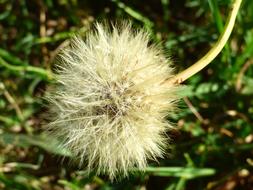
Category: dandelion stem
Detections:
[{"x1": 168, "y1": 0, "x2": 242, "y2": 84}]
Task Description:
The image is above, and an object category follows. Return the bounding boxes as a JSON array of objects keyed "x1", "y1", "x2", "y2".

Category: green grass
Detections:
[{"x1": 0, "y1": 0, "x2": 253, "y2": 189}]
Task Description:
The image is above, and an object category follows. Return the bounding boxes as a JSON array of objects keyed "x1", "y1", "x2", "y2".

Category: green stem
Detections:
[
  {"x1": 0, "y1": 57, "x2": 52, "y2": 80},
  {"x1": 168, "y1": 0, "x2": 242, "y2": 84}
]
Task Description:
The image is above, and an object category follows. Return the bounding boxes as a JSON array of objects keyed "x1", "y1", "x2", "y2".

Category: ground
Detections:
[{"x1": 0, "y1": 0, "x2": 253, "y2": 189}]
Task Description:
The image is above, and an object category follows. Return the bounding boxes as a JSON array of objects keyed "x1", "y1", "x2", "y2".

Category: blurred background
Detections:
[{"x1": 0, "y1": 0, "x2": 253, "y2": 189}]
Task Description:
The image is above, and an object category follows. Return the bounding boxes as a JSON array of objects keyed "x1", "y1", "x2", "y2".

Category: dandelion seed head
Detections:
[{"x1": 46, "y1": 22, "x2": 178, "y2": 180}]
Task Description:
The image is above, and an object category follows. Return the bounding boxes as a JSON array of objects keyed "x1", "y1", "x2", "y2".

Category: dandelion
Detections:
[
  {"x1": 46, "y1": 22, "x2": 179, "y2": 179},
  {"x1": 45, "y1": 0, "x2": 242, "y2": 181}
]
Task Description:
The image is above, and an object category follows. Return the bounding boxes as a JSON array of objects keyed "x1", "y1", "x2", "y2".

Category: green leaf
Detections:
[{"x1": 0, "y1": 133, "x2": 72, "y2": 157}]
